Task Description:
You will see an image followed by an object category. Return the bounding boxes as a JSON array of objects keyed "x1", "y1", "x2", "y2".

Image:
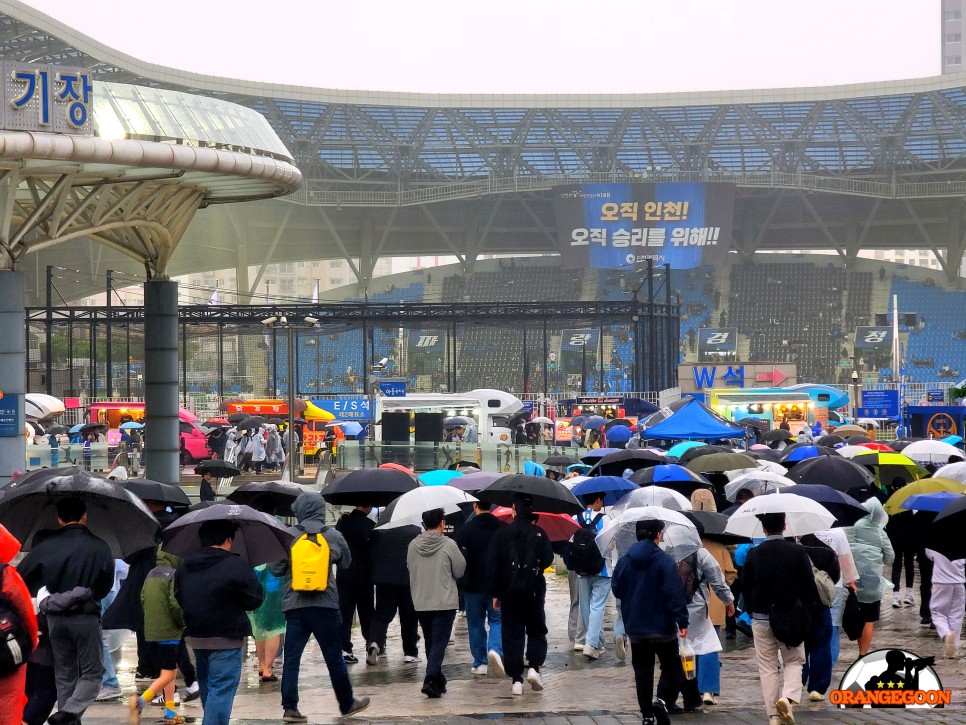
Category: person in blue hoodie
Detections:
[{"x1": 612, "y1": 519, "x2": 689, "y2": 725}]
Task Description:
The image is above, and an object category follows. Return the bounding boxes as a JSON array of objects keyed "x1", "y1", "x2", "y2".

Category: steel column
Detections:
[{"x1": 144, "y1": 279, "x2": 180, "y2": 485}]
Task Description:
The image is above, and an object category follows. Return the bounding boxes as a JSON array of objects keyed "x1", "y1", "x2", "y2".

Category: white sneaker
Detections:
[
  {"x1": 582, "y1": 643, "x2": 602, "y2": 660},
  {"x1": 775, "y1": 696, "x2": 795, "y2": 725},
  {"x1": 903, "y1": 594, "x2": 916, "y2": 607},
  {"x1": 768, "y1": 717, "x2": 782, "y2": 725},
  {"x1": 184, "y1": 681, "x2": 200, "y2": 702},
  {"x1": 403, "y1": 655, "x2": 421, "y2": 664},
  {"x1": 573, "y1": 641, "x2": 584, "y2": 651},
  {"x1": 808, "y1": 691, "x2": 823, "y2": 702},
  {"x1": 511, "y1": 681, "x2": 524, "y2": 696},
  {"x1": 95, "y1": 686, "x2": 122, "y2": 701},
  {"x1": 471, "y1": 664, "x2": 488, "y2": 676},
  {"x1": 891, "y1": 594, "x2": 901, "y2": 609},
  {"x1": 945, "y1": 632, "x2": 957, "y2": 659},
  {"x1": 152, "y1": 691, "x2": 180, "y2": 706},
  {"x1": 614, "y1": 635, "x2": 626, "y2": 663},
  {"x1": 526, "y1": 667, "x2": 544, "y2": 691},
  {"x1": 487, "y1": 650, "x2": 506, "y2": 679},
  {"x1": 702, "y1": 692, "x2": 717, "y2": 705}
]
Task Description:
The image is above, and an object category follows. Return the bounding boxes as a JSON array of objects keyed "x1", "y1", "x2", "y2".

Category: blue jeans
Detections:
[
  {"x1": 802, "y1": 607, "x2": 833, "y2": 695},
  {"x1": 464, "y1": 592, "x2": 502, "y2": 667},
  {"x1": 282, "y1": 607, "x2": 354, "y2": 714},
  {"x1": 100, "y1": 590, "x2": 119, "y2": 689},
  {"x1": 194, "y1": 647, "x2": 242, "y2": 725},
  {"x1": 696, "y1": 626, "x2": 721, "y2": 694},
  {"x1": 578, "y1": 575, "x2": 611, "y2": 649}
]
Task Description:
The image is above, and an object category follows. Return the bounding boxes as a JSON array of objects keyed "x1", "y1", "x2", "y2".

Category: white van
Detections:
[{"x1": 374, "y1": 388, "x2": 524, "y2": 444}]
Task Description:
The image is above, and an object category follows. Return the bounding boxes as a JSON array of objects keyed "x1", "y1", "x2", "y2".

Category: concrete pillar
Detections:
[
  {"x1": 144, "y1": 279, "x2": 180, "y2": 485},
  {"x1": 0, "y1": 270, "x2": 25, "y2": 488}
]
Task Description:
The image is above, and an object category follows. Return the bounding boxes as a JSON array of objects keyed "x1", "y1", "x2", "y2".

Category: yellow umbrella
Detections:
[{"x1": 883, "y1": 477, "x2": 966, "y2": 515}]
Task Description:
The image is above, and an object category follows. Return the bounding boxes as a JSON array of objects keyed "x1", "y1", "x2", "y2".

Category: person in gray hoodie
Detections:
[
  {"x1": 407, "y1": 508, "x2": 466, "y2": 699},
  {"x1": 272, "y1": 493, "x2": 370, "y2": 722}
]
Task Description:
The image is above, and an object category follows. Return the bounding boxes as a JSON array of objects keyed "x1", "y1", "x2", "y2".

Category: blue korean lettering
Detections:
[{"x1": 721, "y1": 365, "x2": 745, "y2": 387}]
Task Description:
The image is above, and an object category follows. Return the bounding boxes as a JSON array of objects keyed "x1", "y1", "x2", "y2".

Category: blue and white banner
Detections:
[
  {"x1": 309, "y1": 397, "x2": 371, "y2": 420},
  {"x1": 555, "y1": 182, "x2": 734, "y2": 269}
]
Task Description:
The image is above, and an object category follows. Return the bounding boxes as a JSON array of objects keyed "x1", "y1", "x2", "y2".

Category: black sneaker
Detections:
[
  {"x1": 342, "y1": 696, "x2": 371, "y2": 717},
  {"x1": 344, "y1": 652, "x2": 359, "y2": 664},
  {"x1": 365, "y1": 643, "x2": 379, "y2": 666},
  {"x1": 421, "y1": 676, "x2": 442, "y2": 698},
  {"x1": 283, "y1": 709, "x2": 308, "y2": 723},
  {"x1": 642, "y1": 718, "x2": 657, "y2": 725},
  {"x1": 652, "y1": 699, "x2": 671, "y2": 725}
]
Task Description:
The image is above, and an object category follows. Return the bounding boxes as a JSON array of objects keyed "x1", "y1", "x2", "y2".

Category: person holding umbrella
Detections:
[
  {"x1": 174, "y1": 520, "x2": 263, "y2": 725},
  {"x1": 486, "y1": 494, "x2": 554, "y2": 696},
  {"x1": 19, "y1": 498, "x2": 114, "y2": 725}
]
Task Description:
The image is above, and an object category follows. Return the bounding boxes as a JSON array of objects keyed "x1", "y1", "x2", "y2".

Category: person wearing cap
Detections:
[
  {"x1": 486, "y1": 494, "x2": 554, "y2": 696},
  {"x1": 612, "y1": 518, "x2": 689, "y2": 725},
  {"x1": 742, "y1": 512, "x2": 820, "y2": 725}
]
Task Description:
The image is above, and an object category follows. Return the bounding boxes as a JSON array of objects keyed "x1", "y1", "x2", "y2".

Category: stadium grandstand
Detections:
[{"x1": 5, "y1": 0, "x2": 966, "y2": 397}]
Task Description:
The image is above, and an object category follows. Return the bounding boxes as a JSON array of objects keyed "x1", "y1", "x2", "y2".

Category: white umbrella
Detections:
[
  {"x1": 725, "y1": 471, "x2": 796, "y2": 501},
  {"x1": 612, "y1": 486, "x2": 692, "y2": 514},
  {"x1": 935, "y1": 461, "x2": 966, "y2": 484},
  {"x1": 725, "y1": 493, "x2": 836, "y2": 538},
  {"x1": 597, "y1": 506, "x2": 700, "y2": 561},
  {"x1": 836, "y1": 445, "x2": 871, "y2": 459},
  {"x1": 529, "y1": 416, "x2": 554, "y2": 425},
  {"x1": 725, "y1": 460, "x2": 786, "y2": 480},
  {"x1": 374, "y1": 486, "x2": 477, "y2": 530},
  {"x1": 561, "y1": 475, "x2": 591, "y2": 489},
  {"x1": 902, "y1": 440, "x2": 965, "y2": 464},
  {"x1": 856, "y1": 418, "x2": 880, "y2": 428}
]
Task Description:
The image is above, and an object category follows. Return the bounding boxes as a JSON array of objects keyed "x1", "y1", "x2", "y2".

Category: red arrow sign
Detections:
[{"x1": 756, "y1": 367, "x2": 788, "y2": 386}]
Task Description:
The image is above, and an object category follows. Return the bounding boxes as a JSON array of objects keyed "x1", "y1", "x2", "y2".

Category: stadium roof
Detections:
[{"x1": 5, "y1": 0, "x2": 966, "y2": 302}]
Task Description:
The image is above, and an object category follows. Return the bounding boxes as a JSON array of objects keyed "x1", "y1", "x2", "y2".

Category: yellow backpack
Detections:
[{"x1": 290, "y1": 531, "x2": 331, "y2": 592}]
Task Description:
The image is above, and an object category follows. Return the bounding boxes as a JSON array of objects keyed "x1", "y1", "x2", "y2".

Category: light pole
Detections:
[{"x1": 851, "y1": 369, "x2": 860, "y2": 423}]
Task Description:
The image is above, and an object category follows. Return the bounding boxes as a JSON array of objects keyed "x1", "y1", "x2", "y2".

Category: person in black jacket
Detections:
[
  {"x1": 365, "y1": 524, "x2": 421, "y2": 666},
  {"x1": 174, "y1": 519, "x2": 263, "y2": 725},
  {"x1": 611, "y1": 519, "x2": 688, "y2": 725},
  {"x1": 800, "y1": 534, "x2": 840, "y2": 701},
  {"x1": 455, "y1": 501, "x2": 506, "y2": 676},
  {"x1": 19, "y1": 497, "x2": 115, "y2": 725},
  {"x1": 742, "y1": 513, "x2": 820, "y2": 725},
  {"x1": 335, "y1": 505, "x2": 375, "y2": 664},
  {"x1": 486, "y1": 494, "x2": 554, "y2": 696}
]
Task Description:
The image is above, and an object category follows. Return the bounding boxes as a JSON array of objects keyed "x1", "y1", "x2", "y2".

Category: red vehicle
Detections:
[{"x1": 86, "y1": 401, "x2": 211, "y2": 464}]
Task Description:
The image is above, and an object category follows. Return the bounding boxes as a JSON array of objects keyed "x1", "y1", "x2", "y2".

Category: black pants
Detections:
[
  {"x1": 338, "y1": 576, "x2": 374, "y2": 654},
  {"x1": 918, "y1": 549, "x2": 934, "y2": 620},
  {"x1": 501, "y1": 595, "x2": 547, "y2": 682},
  {"x1": 136, "y1": 628, "x2": 157, "y2": 678},
  {"x1": 891, "y1": 546, "x2": 916, "y2": 590},
  {"x1": 630, "y1": 637, "x2": 690, "y2": 717},
  {"x1": 24, "y1": 661, "x2": 58, "y2": 725},
  {"x1": 417, "y1": 610, "x2": 456, "y2": 679},
  {"x1": 178, "y1": 639, "x2": 196, "y2": 685},
  {"x1": 368, "y1": 583, "x2": 419, "y2": 657}
]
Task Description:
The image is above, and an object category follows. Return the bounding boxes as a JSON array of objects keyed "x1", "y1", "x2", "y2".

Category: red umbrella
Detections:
[
  {"x1": 492, "y1": 506, "x2": 579, "y2": 542},
  {"x1": 379, "y1": 462, "x2": 416, "y2": 476},
  {"x1": 858, "y1": 442, "x2": 894, "y2": 451}
]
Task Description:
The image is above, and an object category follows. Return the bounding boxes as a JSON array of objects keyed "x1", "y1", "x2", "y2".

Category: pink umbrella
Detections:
[{"x1": 492, "y1": 506, "x2": 580, "y2": 542}]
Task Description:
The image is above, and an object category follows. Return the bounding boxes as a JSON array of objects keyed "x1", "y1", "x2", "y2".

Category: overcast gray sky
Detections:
[{"x1": 24, "y1": 0, "x2": 939, "y2": 94}]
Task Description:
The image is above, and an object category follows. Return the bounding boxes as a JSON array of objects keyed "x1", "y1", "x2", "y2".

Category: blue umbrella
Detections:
[
  {"x1": 605, "y1": 425, "x2": 632, "y2": 444},
  {"x1": 570, "y1": 475, "x2": 637, "y2": 507},
  {"x1": 636, "y1": 464, "x2": 709, "y2": 486},
  {"x1": 780, "y1": 445, "x2": 838, "y2": 465},
  {"x1": 667, "y1": 441, "x2": 706, "y2": 459},
  {"x1": 902, "y1": 492, "x2": 963, "y2": 513},
  {"x1": 418, "y1": 469, "x2": 464, "y2": 487},
  {"x1": 942, "y1": 435, "x2": 964, "y2": 445},
  {"x1": 341, "y1": 421, "x2": 364, "y2": 437},
  {"x1": 68, "y1": 423, "x2": 84, "y2": 434},
  {"x1": 119, "y1": 421, "x2": 143, "y2": 430},
  {"x1": 583, "y1": 416, "x2": 608, "y2": 430},
  {"x1": 567, "y1": 463, "x2": 592, "y2": 474},
  {"x1": 570, "y1": 415, "x2": 589, "y2": 428}
]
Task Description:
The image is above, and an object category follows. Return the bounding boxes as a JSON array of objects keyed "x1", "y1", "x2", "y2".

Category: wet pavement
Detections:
[{"x1": 85, "y1": 570, "x2": 966, "y2": 724}]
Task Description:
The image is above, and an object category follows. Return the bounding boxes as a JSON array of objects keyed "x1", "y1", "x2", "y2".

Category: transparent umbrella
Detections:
[
  {"x1": 596, "y1": 506, "x2": 701, "y2": 562},
  {"x1": 611, "y1": 486, "x2": 692, "y2": 514}
]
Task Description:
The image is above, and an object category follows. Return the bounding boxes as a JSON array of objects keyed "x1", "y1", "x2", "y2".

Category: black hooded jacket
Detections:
[
  {"x1": 455, "y1": 512, "x2": 505, "y2": 594},
  {"x1": 174, "y1": 547, "x2": 263, "y2": 639}
]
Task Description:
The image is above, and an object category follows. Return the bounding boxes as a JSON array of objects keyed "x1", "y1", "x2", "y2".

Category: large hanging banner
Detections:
[{"x1": 555, "y1": 182, "x2": 735, "y2": 269}]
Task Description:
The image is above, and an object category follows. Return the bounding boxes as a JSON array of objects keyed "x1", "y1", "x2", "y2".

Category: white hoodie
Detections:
[{"x1": 925, "y1": 548, "x2": 966, "y2": 585}]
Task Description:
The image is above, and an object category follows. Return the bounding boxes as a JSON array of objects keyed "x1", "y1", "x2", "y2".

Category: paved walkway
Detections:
[{"x1": 85, "y1": 572, "x2": 965, "y2": 724}]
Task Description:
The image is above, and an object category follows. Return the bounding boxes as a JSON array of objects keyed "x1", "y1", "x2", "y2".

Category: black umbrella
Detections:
[
  {"x1": 784, "y1": 456, "x2": 875, "y2": 492},
  {"x1": 266, "y1": 418, "x2": 285, "y2": 426},
  {"x1": 161, "y1": 503, "x2": 295, "y2": 566},
  {"x1": 588, "y1": 449, "x2": 665, "y2": 477},
  {"x1": 195, "y1": 460, "x2": 242, "y2": 478},
  {"x1": 544, "y1": 454, "x2": 576, "y2": 467},
  {"x1": 604, "y1": 418, "x2": 633, "y2": 430},
  {"x1": 239, "y1": 416, "x2": 266, "y2": 430},
  {"x1": 888, "y1": 438, "x2": 922, "y2": 452},
  {"x1": 745, "y1": 448, "x2": 783, "y2": 463},
  {"x1": 0, "y1": 467, "x2": 159, "y2": 557},
  {"x1": 684, "y1": 510, "x2": 750, "y2": 544},
  {"x1": 817, "y1": 434, "x2": 846, "y2": 448},
  {"x1": 845, "y1": 435, "x2": 873, "y2": 445},
  {"x1": 320, "y1": 468, "x2": 419, "y2": 507},
  {"x1": 124, "y1": 478, "x2": 191, "y2": 508},
  {"x1": 736, "y1": 417, "x2": 768, "y2": 430},
  {"x1": 47, "y1": 424, "x2": 68, "y2": 435},
  {"x1": 227, "y1": 480, "x2": 308, "y2": 516},
  {"x1": 763, "y1": 429, "x2": 794, "y2": 444},
  {"x1": 226, "y1": 413, "x2": 247, "y2": 425},
  {"x1": 187, "y1": 500, "x2": 221, "y2": 512},
  {"x1": 776, "y1": 485, "x2": 869, "y2": 527},
  {"x1": 79, "y1": 422, "x2": 106, "y2": 435},
  {"x1": 676, "y1": 445, "x2": 733, "y2": 465},
  {"x1": 476, "y1": 474, "x2": 583, "y2": 515},
  {"x1": 926, "y1": 496, "x2": 966, "y2": 559}
]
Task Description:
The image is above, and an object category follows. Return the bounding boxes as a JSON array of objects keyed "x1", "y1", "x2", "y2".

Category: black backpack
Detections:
[
  {"x1": 0, "y1": 565, "x2": 34, "y2": 675},
  {"x1": 506, "y1": 527, "x2": 547, "y2": 596},
  {"x1": 570, "y1": 513, "x2": 605, "y2": 576}
]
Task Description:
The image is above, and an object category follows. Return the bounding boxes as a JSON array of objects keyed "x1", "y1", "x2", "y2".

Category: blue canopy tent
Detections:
[{"x1": 640, "y1": 398, "x2": 745, "y2": 441}]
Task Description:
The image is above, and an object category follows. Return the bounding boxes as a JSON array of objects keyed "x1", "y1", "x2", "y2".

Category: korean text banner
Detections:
[{"x1": 555, "y1": 182, "x2": 735, "y2": 269}]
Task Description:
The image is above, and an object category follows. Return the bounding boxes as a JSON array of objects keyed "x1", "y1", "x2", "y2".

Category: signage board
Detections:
[
  {"x1": 697, "y1": 327, "x2": 738, "y2": 361},
  {"x1": 0, "y1": 391, "x2": 20, "y2": 437},
  {"x1": 309, "y1": 397, "x2": 371, "y2": 421},
  {"x1": 379, "y1": 381, "x2": 407, "y2": 398},
  {"x1": 1, "y1": 63, "x2": 94, "y2": 135},
  {"x1": 927, "y1": 390, "x2": 946, "y2": 403},
  {"x1": 678, "y1": 363, "x2": 798, "y2": 395},
  {"x1": 857, "y1": 389, "x2": 899, "y2": 418},
  {"x1": 853, "y1": 326, "x2": 893, "y2": 350},
  {"x1": 555, "y1": 182, "x2": 735, "y2": 270}
]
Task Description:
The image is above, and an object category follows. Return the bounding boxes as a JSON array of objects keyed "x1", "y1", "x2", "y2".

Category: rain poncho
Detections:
[
  {"x1": 248, "y1": 564, "x2": 287, "y2": 640},
  {"x1": 846, "y1": 498, "x2": 895, "y2": 603},
  {"x1": 682, "y1": 547, "x2": 734, "y2": 655},
  {"x1": 265, "y1": 427, "x2": 285, "y2": 466}
]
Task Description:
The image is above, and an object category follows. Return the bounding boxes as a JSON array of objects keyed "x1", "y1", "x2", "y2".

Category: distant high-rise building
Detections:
[{"x1": 943, "y1": 1, "x2": 965, "y2": 73}]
